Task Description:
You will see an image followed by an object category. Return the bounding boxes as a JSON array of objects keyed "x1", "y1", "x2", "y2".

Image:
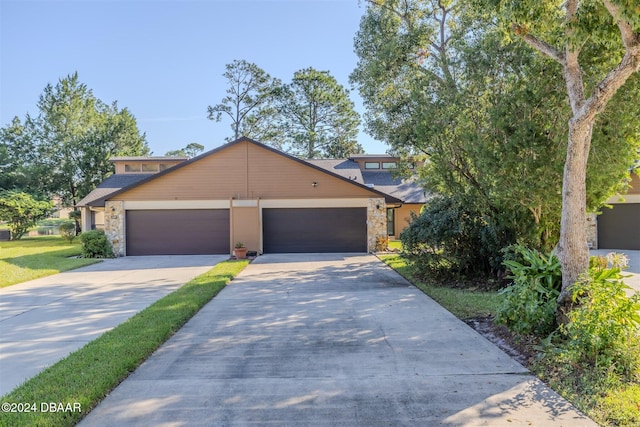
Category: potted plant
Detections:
[{"x1": 234, "y1": 242, "x2": 248, "y2": 259}]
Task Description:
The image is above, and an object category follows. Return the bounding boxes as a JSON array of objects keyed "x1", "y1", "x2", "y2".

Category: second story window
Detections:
[
  {"x1": 382, "y1": 162, "x2": 397, "y2": 169},
  {"x1": 124, "y1": 163, "x2": 141, "y2": 172},
  {"x1": 365, "y1": 162, "x2": 380, "y2": 170}
]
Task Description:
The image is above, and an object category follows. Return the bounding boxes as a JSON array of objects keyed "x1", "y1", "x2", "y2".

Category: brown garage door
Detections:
[
  {"x1": 126, "y1": 209, "x2": 230, "y2": 255},
  {"x1": 263, "y1": 208, "x2": 366, "y2": 253},
  {"x1": 597, "y1": 204, "x2": 640, "y2": 250}
]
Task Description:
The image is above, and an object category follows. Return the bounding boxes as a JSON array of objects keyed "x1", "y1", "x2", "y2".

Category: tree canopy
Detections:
[
  {"x1": 494, "y1": 0, "x2": 640, "y2": 300},
  {"x1": 0, "y1": 72, "x2": 149, "y2": 206},
  {"x1": 276, "y1": 67, "x2": 362, "y2": 159},
  {"x1": 350, "y1": 0, "x2": 639, "y2": 274},
  {"x1": 207, "y1": 60, "x2": 281, "y2": 144}
]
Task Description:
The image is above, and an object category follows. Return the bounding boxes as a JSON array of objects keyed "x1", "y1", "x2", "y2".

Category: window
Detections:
[
  {"x1": 141, "y1": 163, "x2": 159, "y2": 172},
  {"x1": 387, "y1": 208, "x2": 395, "y2": 236},
  {"x1": 364, "y1": 162, "x2": 380, "y2": 169},
  {"x1": 124, "y1": 163, "x2": 141, "y2": 172},
  {"x1": 159, "y1": 163, "x2": 170, "y2": 171},
  {"x1": 382, "y1": 162, "x2": 397, "y2": 169}
]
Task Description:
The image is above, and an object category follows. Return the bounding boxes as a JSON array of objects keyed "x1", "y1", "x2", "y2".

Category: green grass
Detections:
[
  {"x1": 0, "y1": 259, "x2": 249, "y2": 427},
  {"x1": 0, "y1": 236, "x2": 101, "y2": 288},
  {"x1": 379, "y1": 253, "x2": 501, "y2": 319}
]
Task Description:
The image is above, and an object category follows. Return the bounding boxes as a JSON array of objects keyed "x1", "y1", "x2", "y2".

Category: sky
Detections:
[{"x1": 0, "y1": 0, "x2": 389, "y2": 156}]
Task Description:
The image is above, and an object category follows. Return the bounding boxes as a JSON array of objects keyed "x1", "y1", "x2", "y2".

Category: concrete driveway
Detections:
[
  {"x1": 0, "y1": 255, "x2": 226, "y2": 396},
  {"x1": 79, "y1": 254, "x2": 595, "y2": 426}
]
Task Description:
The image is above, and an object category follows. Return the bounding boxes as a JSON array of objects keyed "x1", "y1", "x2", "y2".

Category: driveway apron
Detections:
[
  {"x1": 78, "y1": 254, "x2": 595, "y2": 426},
  {"x1": 0, "y1": 255, "x2": 226, "y2": 396}
]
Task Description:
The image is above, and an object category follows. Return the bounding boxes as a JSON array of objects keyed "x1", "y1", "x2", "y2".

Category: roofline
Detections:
[
  {"x1": 109, "y1": 156, "x2": 188, "y2": 162},
  {"x1": 89, "y1": 137, "x2": 402, "y2": 206}
]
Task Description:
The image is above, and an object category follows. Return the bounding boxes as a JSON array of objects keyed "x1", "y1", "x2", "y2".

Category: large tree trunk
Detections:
[{"x1": 555, "y1": 117, "x2": 593, "y2": 318}]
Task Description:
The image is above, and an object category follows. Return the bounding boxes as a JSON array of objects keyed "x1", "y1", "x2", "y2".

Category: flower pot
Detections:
[{"x1": 234, "y1": 247, "x2": 248, "y2": 259}]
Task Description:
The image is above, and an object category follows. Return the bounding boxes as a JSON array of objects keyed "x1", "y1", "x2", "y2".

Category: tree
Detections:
[
  {"x1": 277, "y1": 67, "x2": 362, "y2": 159},
  {"x1": 207, "y1": 60, "x2": 281, "y2": 143},
  {"x1": 496, "y1": 0, "x2": 640, "y2": 305},
  {"x1": 0, "y1": 191, "x2": 53, "y2": 240},
  {"x1": 165, "y1": 142, "x2": 205, "y2": 158},
  {"x1": 0, "y1": 72, "x2": 150, "y2": 207},
  {"x1": 350, "y1": 1, "x2": 638, "y2": 273}
]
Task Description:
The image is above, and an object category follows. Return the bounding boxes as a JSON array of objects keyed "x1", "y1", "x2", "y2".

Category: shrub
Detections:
[
  {"x1": 80, "y1": 230, "x2": 114, "y2": 258},
  {"x1": 560, "y1": 255, "x2": 640, "y2": 379},
  {"x1": 58, "y1": 222, "x2": 76, "y2": 243},
  {"x1": 400, "y1": 196, "x2": 513, "y2": 278},
  {"x1": 495, "y1": 245, "x2": 562, "y2": 336}
]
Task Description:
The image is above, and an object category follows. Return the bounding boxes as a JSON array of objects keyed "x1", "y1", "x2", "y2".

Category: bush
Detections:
[
  {"x1": 495, "y1": 245, "x2": 562, "y2": 336},
  {"x1": 80, "y1": 230, "x2": 114, "y2": 258},
  {"x1": 560, "y1": 254, "x2": 640, "y2": 379},
  {"x1": 399, "y1": 196, "x2": 514, "y2": 277},
  {"x1": 58, "y1": 222, "x2": 76, "y2": 243}
]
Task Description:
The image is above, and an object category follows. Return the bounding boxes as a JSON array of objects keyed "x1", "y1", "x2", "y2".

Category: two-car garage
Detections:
[{"x1": 124, "y1": 207, "x2": 368, "y2": 256}]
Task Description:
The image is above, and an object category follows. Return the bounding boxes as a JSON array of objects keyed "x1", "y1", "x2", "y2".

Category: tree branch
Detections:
[
  {"x1": 603, "y1": 0, "x2": 640, "y2": 50},
  {"x1": 514, "y1": 24, "x2": 565, "y2": 65}
]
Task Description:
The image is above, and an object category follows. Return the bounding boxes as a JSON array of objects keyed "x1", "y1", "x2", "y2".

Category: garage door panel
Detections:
[
  {"x1": 263, "y1": 208, "x2": 366, "y2": 253},
  {"x1": 126, "y1": 209, "x2": 229, "y2": 255},
  {"x1": 597, "y1": 204, "x2": 640, "y2": 250}
]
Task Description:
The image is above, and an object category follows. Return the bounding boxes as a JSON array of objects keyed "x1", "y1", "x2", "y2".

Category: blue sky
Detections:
[{"x1": 0, "y1": 0, "x2": 388, "y2": 156}]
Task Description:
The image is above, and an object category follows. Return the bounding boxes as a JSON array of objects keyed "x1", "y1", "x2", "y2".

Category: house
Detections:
[
  {"x1": 77, "y1": 137, "x2": 426, "y2": 256},
  {"x1": 592, "y1": 171, "x2": 640, "y2": 250}
]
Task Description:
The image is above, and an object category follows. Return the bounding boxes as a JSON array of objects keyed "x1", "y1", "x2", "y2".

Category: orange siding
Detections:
[
  {"x1": 232, "y1": 206, "x2": 260, "y2": 252},
  {"x1": 116, "y1": 141, "x2": 377, "y2": 201},
  {"x1": 393, "y1": 204, "x2": 422, "y2": 238}
]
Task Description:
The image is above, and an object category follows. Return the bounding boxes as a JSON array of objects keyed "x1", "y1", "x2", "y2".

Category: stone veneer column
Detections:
[
  {"x1": 104, "y1": 201, "x2": 125, "y2": 256},
  {"x1": 367, "y1": 198, "x2": 387, "y2": 252},
  {"x1": 586, "y1": 213, "x2": 598, "y2": 249}
]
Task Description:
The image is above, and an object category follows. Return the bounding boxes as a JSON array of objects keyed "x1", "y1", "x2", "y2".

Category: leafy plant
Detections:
[
  {"x1": 0, "y1": 191, "x2": 53, "y2": 240},
  {"x1": 560, "y1": 255, "x2": 640, "y2": 379},
  {"x1": 58, "y1": 222, "x2": 76, "y2": 243},
  {"x1": 495, "y1": 245, "x2": 562, "y2": 336},
  {"x1": 80, "y1": 230, "x2": 113, "y2": 258}
]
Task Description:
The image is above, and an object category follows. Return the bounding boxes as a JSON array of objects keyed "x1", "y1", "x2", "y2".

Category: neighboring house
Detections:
[
  {"x1": 593, "y1": 171, "x2": 640, "y2": 250},
  {"x1": 78, "y1": 137, "x2": 425, "y2": 256}
]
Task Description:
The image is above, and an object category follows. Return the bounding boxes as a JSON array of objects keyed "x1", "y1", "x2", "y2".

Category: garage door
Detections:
[
  {"x1": 263, "y1": 208, "x2": 366, "y2": 253},
  {"x1": 126, "y1": 209, "x2": 230, "y2": 255},
  {"x1": 597, "y1": 204, "x2": 640, "y2": 250}
]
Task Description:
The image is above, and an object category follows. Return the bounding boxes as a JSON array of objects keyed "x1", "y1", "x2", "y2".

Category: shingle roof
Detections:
[
  {"x1": 77, "y1": 174, "x2": 154, "y2": 207},
  {"x1": 308, "y1": 160, "x2": 428, "y2": 204}
]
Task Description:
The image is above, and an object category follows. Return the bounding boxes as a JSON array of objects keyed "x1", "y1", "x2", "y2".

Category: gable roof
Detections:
[
  {"x1": 307, "y1": 160, "x2": 428, "y2": 204},
  {"x1": 77, "y1": 174, "x2": 154, "y2": 207},
  {"x1": 78, "y1": 137, "x2": 401, "y2": 207}
]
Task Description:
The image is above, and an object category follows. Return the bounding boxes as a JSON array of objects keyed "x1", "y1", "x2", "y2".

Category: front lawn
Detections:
[{"x1": 0, "y1": 236, "x2": 100, "y2": 288}]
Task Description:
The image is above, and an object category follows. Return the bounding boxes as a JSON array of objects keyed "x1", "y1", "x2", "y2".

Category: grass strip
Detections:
[
  {"x1": 0, "y1": 259, "x2": 249, "y2": 427},
  {"x1": 379, "y1": 253, "x2": 501, "y2": 319},
  {"x1": 0, "y1": 236, "x2": 100, "y2": 288}
]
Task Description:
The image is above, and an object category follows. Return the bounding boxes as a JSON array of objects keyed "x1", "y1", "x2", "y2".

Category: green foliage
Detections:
[
  {"x1": 495, "y1": 245, "x2": 562, "y2": 336},
  {"x1": 79, "y1": 230, "x2": 113, "y2": 258},
  {"x1": 400, "y1": 196, "x2": 515, "y2": 277},
  {"x1": 58, "y1": 221, "x2": 76, "y2": 243},
  {"x1": 0, "y1": 191, "x2": 53, "y2": 240},
  {"x1": 0, "y1": 72, "x2": 149, "y2": 205},
  {"x1": 559, "y1": 256, "x2": 640, "y2": 379},
  {"x1": 277, "y1": 67, "x2": 362, "y2": 159},
  {"x1": 207, "y1": 59, "x2": 282, "y2": 143},
  {"x1": 165, "y1": 142, "x2": 204, "y2": 158}
]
